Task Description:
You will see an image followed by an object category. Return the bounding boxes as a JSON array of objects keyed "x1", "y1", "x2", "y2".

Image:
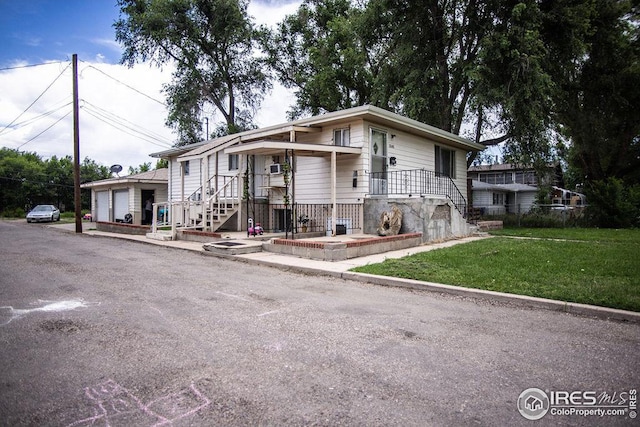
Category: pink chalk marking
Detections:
[{"x1": 68, "y1": 380, "x2": 211, "y2": 427}]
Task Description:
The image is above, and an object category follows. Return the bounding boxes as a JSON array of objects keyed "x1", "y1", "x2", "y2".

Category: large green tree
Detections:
[
  {"x1": 115, "y1": 0, "x2": 271, "y2": 144},
  {"x1": 0, "y1": 148, "x2": 111, "y2": 215},
  {"x1": 266, "y1": 0, "x2": 596, "y2": 169}
]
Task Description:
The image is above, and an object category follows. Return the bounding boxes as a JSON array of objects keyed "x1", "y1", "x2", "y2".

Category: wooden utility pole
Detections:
[{"x1": 72, "y1": 54, "x2": 82, "y2": 233}]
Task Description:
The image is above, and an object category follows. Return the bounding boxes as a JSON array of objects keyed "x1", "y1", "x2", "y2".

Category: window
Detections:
[
  {"x1": 334, "y1": 128, "x2": 350, "y2": 147},
  {"x1": 183, "y1": 160, "x2": 190, "y2": 176},
  {"x1": 492, "y1": 193, "x2": 504, "y2": 205},
  {"x1": 228, "y1": 154, "x2": 239, "y2": 171},
  {"x1": 435, "y1": 146, "x2": 456, "y2": 178}
]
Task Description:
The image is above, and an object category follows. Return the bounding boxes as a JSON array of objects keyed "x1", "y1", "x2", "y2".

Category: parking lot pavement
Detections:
[
  {"x1": 46, "y1": 222, "x2": 640, "y2": 323},
  {"x1": 1, "y1": 220, "x2": 639, "y2": 426}
]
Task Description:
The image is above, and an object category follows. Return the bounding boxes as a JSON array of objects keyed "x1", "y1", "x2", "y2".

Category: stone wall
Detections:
[{"x1": 363, "y1": 196, "x2": 472, "y2": 243}]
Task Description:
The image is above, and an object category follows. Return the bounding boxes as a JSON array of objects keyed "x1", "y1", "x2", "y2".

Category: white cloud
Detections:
[{"x1": 0, "y1": 61, "x2": 175, "y2": 171}]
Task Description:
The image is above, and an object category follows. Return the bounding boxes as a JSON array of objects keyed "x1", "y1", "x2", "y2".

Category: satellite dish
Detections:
[{"x1": 110, "y1": 164, "x2": 123, "y2": 176}]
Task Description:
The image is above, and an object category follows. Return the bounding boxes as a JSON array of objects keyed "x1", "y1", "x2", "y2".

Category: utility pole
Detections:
[{"x1": 72, "y1": 54, "x2": 82, "y2": 233}]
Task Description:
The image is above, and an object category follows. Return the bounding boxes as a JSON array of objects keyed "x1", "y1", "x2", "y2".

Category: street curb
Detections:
[
  {"x1": 63, "y1": 226, "x2": 640, "y2": 324},
  {"x1": 338, "y1": 272, "x2": 640, "y2": 324},
  {"x1": 205, "y1": 251, "x2": 640, "y2": 324}
]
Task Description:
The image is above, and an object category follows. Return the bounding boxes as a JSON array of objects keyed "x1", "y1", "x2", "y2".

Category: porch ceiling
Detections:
[{"x1": 224, "y1": 140, "x2": 362, "y2": 157}]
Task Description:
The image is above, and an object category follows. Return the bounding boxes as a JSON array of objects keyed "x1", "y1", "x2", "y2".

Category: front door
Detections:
[{"x1": 370, "y1": 128, "x2": 387, "y2": 194}]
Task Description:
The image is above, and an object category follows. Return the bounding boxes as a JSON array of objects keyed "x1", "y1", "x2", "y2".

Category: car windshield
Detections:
[{"x1": 33, "y1": 205, "x2": 53, "y2": 212}]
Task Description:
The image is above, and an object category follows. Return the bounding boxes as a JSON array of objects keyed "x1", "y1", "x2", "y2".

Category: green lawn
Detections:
[{"x1": 351, "y1": 228, "x2": 640, "y2": 312}]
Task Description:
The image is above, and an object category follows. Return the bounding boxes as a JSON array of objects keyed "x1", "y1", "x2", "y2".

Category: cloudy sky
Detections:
[{"x1": 0, "y1": 0, "x2": 300, "y2": 172}]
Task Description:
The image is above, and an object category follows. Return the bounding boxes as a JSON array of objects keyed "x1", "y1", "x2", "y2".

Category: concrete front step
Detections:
[
  {"x1": 202, "y1": 240, "x2": 263, "y2": 255},
  {"x1": 146, "y1": 232, "x2": 173, "y2": 241}
]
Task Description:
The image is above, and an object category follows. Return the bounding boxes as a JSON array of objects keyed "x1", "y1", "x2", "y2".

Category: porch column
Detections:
[
  {"x1": 331, "y1": 150, "x2": 337, "y2": 237},
  {"x1": 203, "y1": 155, "x2": 209, "y2": 231}
]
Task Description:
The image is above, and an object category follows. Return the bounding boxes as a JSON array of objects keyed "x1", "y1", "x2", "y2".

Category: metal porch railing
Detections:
[{"x1": 370, "y1": 169, "x2": 467, "y2": 215}]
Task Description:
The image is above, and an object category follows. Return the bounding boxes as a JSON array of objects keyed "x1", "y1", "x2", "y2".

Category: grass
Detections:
[{"x1": 351, "y1": 228, "x2": 640, "y2": 312}]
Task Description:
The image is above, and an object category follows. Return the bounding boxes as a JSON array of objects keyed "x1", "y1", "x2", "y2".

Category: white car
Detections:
[{"x1": 26, "y1": 205, "x2": 61, "y2": 223}]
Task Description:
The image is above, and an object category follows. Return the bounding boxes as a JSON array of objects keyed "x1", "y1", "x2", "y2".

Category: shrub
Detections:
[{"x1": 584, "y1": 178, "x2": 640, "y2": 228}]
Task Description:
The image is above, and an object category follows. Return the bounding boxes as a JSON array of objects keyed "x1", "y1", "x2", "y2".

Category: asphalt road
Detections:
[{"x1": 0, "y1": 220, "x2": 638, "y2": 426}]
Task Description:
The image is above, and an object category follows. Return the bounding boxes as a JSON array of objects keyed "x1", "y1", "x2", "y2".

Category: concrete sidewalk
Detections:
[{"x1": 49, "y1": 221, "x2": 640, "y2": 323}]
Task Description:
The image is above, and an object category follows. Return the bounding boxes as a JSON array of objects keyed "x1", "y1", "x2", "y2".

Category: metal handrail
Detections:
[{"x1": 370, "y1": 169, "x2": 467, "y2": 215}]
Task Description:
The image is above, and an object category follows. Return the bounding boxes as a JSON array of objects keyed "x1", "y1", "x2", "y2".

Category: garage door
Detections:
[
  {"x1": 113, "y1": 190, "x2": 129, "y2": 222},
  {"x1": 96, "y1": 191, "x2": 109, "y2": 222}
]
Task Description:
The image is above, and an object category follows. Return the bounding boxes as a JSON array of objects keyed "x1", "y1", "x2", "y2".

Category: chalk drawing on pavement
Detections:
[
  {"x1": 0, "y1": 299, "x2": 99, "y2": 326},
  {"x1": 68, "y1": 379, "x2": 211, "y2": 427}
]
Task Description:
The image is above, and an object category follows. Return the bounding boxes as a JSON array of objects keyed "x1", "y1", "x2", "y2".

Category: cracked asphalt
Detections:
[{"x1": 0, "y1": 220, "x2": 638, "y2": 426}]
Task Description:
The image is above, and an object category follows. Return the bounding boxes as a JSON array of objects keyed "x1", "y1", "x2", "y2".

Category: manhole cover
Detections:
[{"x1": 213, "y1": 241, "x2": 245, "y2": 247}]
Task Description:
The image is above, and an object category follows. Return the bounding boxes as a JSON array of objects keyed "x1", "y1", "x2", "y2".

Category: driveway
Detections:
[{"x1": 0, "y1": 220, "x2": 638, "y2": 426}]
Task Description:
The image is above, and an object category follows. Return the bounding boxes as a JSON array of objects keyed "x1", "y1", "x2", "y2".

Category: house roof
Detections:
[
  {"x1": 468, "y1": 163, "x2": 556, "y2": 172},
  {"x1": 81, "y1": 168, "x2": 168, "y2": 188},
  {"x1": 471, "y1": 180, "x2": 538, "y2": 192},
  {"x1": 150, "y1": 105, "x2": 485, "y2": 160}
]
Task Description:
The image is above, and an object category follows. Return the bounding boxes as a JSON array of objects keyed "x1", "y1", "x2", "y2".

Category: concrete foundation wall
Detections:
[
  {"x1": 96, "y1": 221, "x2": 149, "y2": 235},
  {"x1": 364, "y1": 197, "x2": 472, "y2": 243}
]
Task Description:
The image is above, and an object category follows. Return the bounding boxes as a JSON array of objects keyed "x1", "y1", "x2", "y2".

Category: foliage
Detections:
[
  {"x1": 266, "y1": 0, "x2": 598, "y2": 171},
  {"x1": 115, "y1": 0, "x2": 271, "y2": 144},
  {"x1": 559, "y1": 0, "x2": 640, "y2": 185},
  {"x1": 584, "y1": 177, "x2": 640, "y2": 228},
  {"x1": 128, "y1": 162, "x2": 152, "y2": 175},
  {"x1": 352, "y1": 233, "x2": 640, "y2": 312},
  {"x1": 0, "y1": 148, "x2": 110, "y2": 215}
]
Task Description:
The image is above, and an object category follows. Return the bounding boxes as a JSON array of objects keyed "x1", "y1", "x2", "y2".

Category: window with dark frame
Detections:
[
  {"x1": 228, "y1": 154, "x2": 239, "y2": 171},
  {"x1": 435, "y1": 146, "x2": 456, "y2": 178},
  {"x1": 334, "y1": 128, "x2": 350, "y2": 147}
]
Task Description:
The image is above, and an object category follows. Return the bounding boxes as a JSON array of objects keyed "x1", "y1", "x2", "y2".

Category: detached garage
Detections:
[{"x1": 81, "y1": 169, "x2": 168, "y2": 225}]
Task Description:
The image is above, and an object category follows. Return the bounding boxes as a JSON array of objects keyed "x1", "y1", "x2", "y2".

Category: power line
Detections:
[
  {"x1": 81, "y1": 100, "x2": 173, "y2": 145},
  {"x1": 81, "y1": 106, "x2": 173, "y2": 149},
  {"x1": 0, "y1": 62, "x2": 71, "y2": 136},
  {"x1": 16, "y1": 111, "x2": 72, "y2": 150},
  {"x1": 0, "y1": 101, "x2": 73, "y2": 135},
  {"x1": 0, "y1": 60, "x2": 67, "y2": 72},
  {"x1": 81, "y1": 62, "x2": 167, "y2": 106}
]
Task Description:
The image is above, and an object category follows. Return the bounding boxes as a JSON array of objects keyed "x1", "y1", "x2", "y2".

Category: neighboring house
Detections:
[
  {"x1": 150, "y1": 105, "x2": 485, "y2": 242},
  {"x1": 467, "y1": 163, "x2": 579, "y2": 215},
  {"x1": 81, "y1": 168, "x2": 168, "y2": 225}
]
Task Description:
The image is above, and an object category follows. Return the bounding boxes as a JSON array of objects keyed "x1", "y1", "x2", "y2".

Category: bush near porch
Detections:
[{"x1": 352, "y1": 228, "x2": 640, "y2": 312}]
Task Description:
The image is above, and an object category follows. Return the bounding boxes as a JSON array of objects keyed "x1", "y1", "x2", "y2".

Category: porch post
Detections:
[
  {"x1": 331, "y1": 150, "x2": 337, "y2": 237},
  {"x1": 203, "y1": 155, "x2": 209, "y2": 231}
]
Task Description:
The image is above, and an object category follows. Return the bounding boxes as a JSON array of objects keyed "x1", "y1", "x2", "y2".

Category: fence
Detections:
[{"x1": 246, "y1": 203, "x2": 362, "y2": 235}]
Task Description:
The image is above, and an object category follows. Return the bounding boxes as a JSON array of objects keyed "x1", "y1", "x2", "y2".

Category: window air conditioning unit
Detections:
[{"x1": 270, "y1": 163, "x2": 282, "y2": 175}]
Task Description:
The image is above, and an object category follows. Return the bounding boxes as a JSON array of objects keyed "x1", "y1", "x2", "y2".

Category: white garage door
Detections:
[
  {"x1": 113, "y1": 190, "x2": 129, "y2": 222},
  {"x1": 96, "y1": 191, "x2": 109, "y2": 222}
]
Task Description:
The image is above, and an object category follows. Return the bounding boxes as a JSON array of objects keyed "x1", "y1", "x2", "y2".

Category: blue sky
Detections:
[{"x1": 0, "y1": 0, "x2": 122, "y2": 66}]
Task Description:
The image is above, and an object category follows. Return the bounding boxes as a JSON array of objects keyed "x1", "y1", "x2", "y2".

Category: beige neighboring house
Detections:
[
  {"x1": 150, "y1": 105, "x2": 485, "y2": 242},
  {"x1": 81, "y1": 168, "x2": 168, "y2": 225}
]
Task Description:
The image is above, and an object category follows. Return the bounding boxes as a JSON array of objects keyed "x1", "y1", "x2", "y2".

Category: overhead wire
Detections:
[
  {"x1": 80, "y1": 62, "x2": 167, "y2": 106},
  {"x1": 3, "y1": 57, "x2": 175, "y2": 152},
  {"x1": 16, "y1": 110, "x2": 72, "y2": 150},
  {"x1": 0, "y1": 62, "x2": 71, "y2": 136},
  {"x1": 81, "y1": 99, "x2": 173, "y2": 145},
  {"x1": 81, "y1": 104, "x2": 173, "y2": 149},
  {"x1": 0, "y1": 60, "x2": 67, "y2": 72},
  {"x1": 0, "y1": 100, "x2": 73, "y2": 134}
]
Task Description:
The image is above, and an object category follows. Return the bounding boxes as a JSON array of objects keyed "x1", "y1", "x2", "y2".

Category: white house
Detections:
[
  {"x1": 150, "y1": 105, "x2": 485, "y2": 242},
  {"x1": 81, "y1": 168, "x2": 168, "y2": 225}
]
